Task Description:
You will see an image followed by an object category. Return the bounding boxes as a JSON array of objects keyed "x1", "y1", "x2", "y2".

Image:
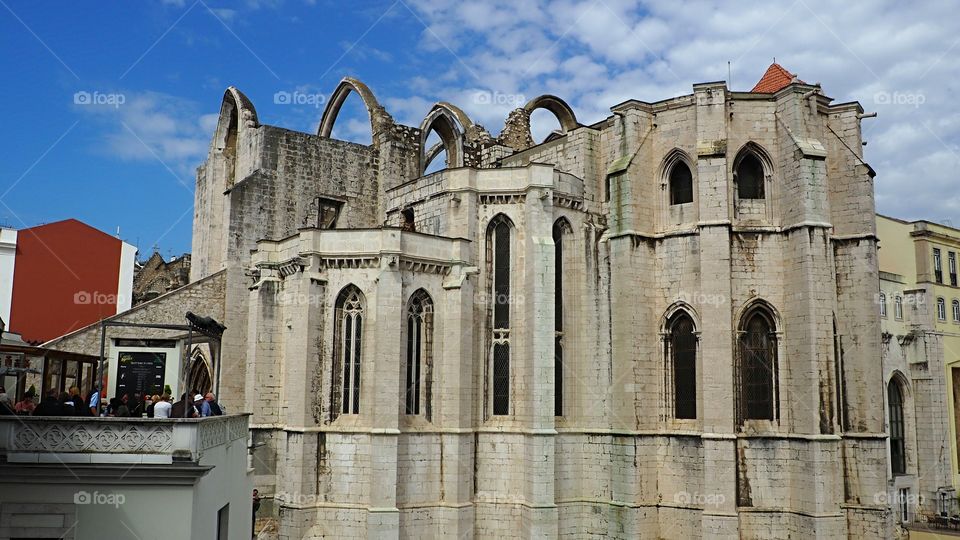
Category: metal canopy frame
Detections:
[{"x1": 96, "y1": 315, "x2": 225, "y2": 418}]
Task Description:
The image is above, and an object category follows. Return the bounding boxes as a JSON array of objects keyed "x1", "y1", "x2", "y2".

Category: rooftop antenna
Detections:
[{"x1": 728, "y1": 61, "x2": 732, "y2": 88}]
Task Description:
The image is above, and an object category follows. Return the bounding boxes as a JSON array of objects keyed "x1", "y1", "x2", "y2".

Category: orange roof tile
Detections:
[{"x1": 751, "y1": 63, "x2": 804, "y2": 93}]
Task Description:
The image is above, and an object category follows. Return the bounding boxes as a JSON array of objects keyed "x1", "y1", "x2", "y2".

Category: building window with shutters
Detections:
[{"x1": 934, "y1": 248, "x2": 943, "y2": 283}]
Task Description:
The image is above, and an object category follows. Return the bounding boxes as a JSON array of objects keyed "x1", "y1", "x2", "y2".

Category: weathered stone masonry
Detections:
[{"x1": 49, "y1": 71, "x2": 892, "y2": 538}]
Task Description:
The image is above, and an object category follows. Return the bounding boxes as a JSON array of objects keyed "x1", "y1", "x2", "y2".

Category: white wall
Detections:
[
  {"x1": 116, "y1": 241, "x2": 136, "y2": 313},
  {"x1": 0, "y1": 228, "x2": 16, "y2": 328}
]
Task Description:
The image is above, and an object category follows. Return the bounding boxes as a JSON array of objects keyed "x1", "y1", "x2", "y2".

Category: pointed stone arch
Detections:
[
  {"x1": 523, "y1": 94, "x2": 579, "y2": 134},
  {"x1": 419, "y1": 107, "x2": 463, "y2": 174},
  {"x1": 213, "y1": 87, "x2": 258, "y2": 188},
  {"x1": 318, "y1": 77, "x2": 391, "y2": 141}
]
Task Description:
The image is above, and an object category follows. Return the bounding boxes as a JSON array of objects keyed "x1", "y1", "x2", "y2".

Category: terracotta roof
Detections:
[{"x1": 751, "y1": 63, "x2": 804, "y2": 93}]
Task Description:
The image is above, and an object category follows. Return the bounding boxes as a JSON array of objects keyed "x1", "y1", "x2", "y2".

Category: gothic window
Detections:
[
  {"x1": 405, "y1": 290, "x2": 433, "y2": 416},
  {"x1": 879, "y1": 292, "x2": 887, "y2": 318},
  {"x1": 488, "y1": 215, "x2": 513, "y2": 416},
  {"x1": 553, "y1": 219, "x2": 571, "y2": 417},
  {"x1": 894, "y1": 295, "x2": 903, "y2": 320},
  {"x1": 669, "y1": 161, "x2": 694, "y2": 205},
  {"x1": 938, "y1": 297, "x2": 947, "y2": 321},
  {"x1": 735, "y1": 152, "x2": 766, "y2": 199},
  {"x1": 331, "y1": 285, "x2": 364, "y2": 418},
  {"x1": 667, "y1": 312, "x2": 697, "y2": 419},
  {"x1": 888, "y1": 379, "x2": 906, "y2": 475},
  {"x1": 953, "y1": 299, "x2": 960, "y2": 323},
  {"x1": 738, "y1": 305, "x2": 778, "y2": 422}
]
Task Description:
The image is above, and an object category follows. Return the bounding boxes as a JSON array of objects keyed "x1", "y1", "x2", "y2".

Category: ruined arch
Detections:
[
  {"x1": 188, "y1": 349, "x2": 212, "y2": 395},
  {"x1": 419, "y1": 107, "x2": 463, "y2": 174},
  {"x1": 318, "y1": 77, "x2": 389, "y2": 141},
  {"x1": 524, "y1": 94, "x2": 579, "y2": 134},
  {"x1": 660, "y1": 301, "x2": 701, "y2": 334},
  {"x1": 213, "y1": 87, "x2": 258, "y2": 188}
]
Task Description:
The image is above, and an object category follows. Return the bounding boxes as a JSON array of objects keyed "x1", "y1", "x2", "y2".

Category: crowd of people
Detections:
[{"x1": 0, "y1": 385, "x2": 224, "y2": 418}]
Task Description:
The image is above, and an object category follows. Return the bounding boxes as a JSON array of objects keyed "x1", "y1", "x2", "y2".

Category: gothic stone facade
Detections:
[{"x1": 183, "y1": 75, "x2": 890, "y2": 538}]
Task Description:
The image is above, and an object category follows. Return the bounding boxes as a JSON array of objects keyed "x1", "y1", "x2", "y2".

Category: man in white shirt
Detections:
[{"x1": 153, "y1": 395, "x2": 172, "y2": 418}]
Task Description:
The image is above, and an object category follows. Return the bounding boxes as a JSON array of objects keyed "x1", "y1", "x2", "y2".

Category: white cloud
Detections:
[
  {"x1": 75, "y1": 91, "x2": 211, "y2": 181},
  {"x1": 389, "y1": 0, "x2": 960, "y2": 224}
]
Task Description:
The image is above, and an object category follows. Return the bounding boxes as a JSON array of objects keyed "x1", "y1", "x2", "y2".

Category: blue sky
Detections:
[{"x1": 1, "y1": 0, "x2": 957, "y2": 258}]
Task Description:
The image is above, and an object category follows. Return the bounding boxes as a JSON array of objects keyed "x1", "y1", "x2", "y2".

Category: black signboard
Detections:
[{"x1": 115, "y1": 351, "x2": 166, "y2": 401}]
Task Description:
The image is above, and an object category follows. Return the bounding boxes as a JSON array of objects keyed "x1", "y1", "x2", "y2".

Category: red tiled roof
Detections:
[{"x1": 751, "y1": 63, "x2": 804, "y2": 93}]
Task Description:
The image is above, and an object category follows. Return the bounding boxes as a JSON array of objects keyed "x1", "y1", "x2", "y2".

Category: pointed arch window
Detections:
[
  {"x1": 669, "y1": 161, "x2": 694, "y2": 205},
  {"x1": 488, "y1": 215, "x2": 513, "y2": 416},
  {"x1": 738, "y1": 305, "x2": 778, "y2": 422},
  {"x1": 888, "y1": 379, "x2": 906, "y2": 475},
  {"x1": 331, "y1": 286, "x2": 364, "y2": 418},
  {"x1": 735, "y1": 152, "x2": 766, "y2": 199},
  {"x1": 667, "y1": 312, "x2": 697, "y2": 419},
  {"x1": 553, "y1": 219, "x2": 571, "y2": 417},
  {"x1": 405, "y1": 290, "x2": 433, "y2": 416}
]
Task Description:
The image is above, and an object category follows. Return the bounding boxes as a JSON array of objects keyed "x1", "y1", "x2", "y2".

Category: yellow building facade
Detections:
[{"x1": 877, "y1": 214, "x2": 960, "y2": 523}]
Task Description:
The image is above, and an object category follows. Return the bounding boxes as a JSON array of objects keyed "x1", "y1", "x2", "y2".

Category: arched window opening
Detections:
[
  {"x1": 953, "y1": 299, "x2": 960, "y2": 322},
  {"x1": 405, "y1": 290, "x2": 433, "y2": 416},
  {"x1": 331, "y1": 286, "x2": 364, "y2": 419},
  {"x1": 553, "y1": 219, "x2": 571, "y2": 417},
  {"x1": 488, "y1": 215, "x2": 513, "y2": 416},
  {"x1": 668, "y1": 312, "x2": 697, "y2": 419},
  {"x1": 329, "y1": 92, "x2": 374, "y2": 145},
  {"x1": 738, "y1": 306, "x2": 778, "y2": 422},
  {"x1": 888, "y1": 379, "x2": 906, "y2": 475},
  {"x1": 894, "y1": 295, "x2": 903, "y2": 320},
  {"x1": 423, "y1": 129, "x2": 447, "y2": 175},
  {"x1": 188, "y1": 350, "x2": 212, "y2": 396},
  {"x1": 669, "y1": 161, "x2": 694, "y2": 205},
  {"x1": 735, "y1": 152, "x2": 766, "y2": 200},
  {"x1": 530, "y1": 108, "x2": 562, "y2": 144},
  {"x1": 938, "y1": 297, "x2": 947, "y2": 321},
  {"x1": 879, "y1": 292, "x2": 887, "y2": 317}
]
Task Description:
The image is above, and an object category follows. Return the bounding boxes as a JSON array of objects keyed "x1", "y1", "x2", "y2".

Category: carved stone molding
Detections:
[{"x1": 12, "y1": 422, "x2": 173, "y2": 454}]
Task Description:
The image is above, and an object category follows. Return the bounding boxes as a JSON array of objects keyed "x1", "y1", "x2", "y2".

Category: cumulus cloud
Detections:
[
  {"x1": 391, "y1": 0, "x2": 959, "y2": 223},
  {"x1": 74, "y1": 90, "x2": 211, "y2": 183}
]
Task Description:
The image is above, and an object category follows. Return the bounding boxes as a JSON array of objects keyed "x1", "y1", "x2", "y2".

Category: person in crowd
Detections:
[
  {"x1": 202, "y1": 393, "x2": 223, "y2": 416},
  {"x1": 171, "y1": 393, "x2": 198, "y2": 418},
  {"x1": 86, "y1": 386, "x2": 100, "y2": 416},
  {"x1": 153, "y1": 394, "x2": 172, "y2": 418},
  {"x1": 0, "y1": 394, "x2": 14, "y2": 415},
  {"x1": 15, "y1": 390, "x2": 36, "y2": 415},
  {"x1": 129, "y1": 393, "x2": 144, "y2": 417},
  {"x1": 68, "y1": 387, "x2": 89, "y2": 417},
  {"x1": 193, "y1": 393, "x2": 205, "y2": 416},
  {"x1": 146, "y1": 394, "x2": 159, "y2": 418},
  {"x1": 33, "y1": 389, "x2": 62, "y2": 416},
  {"x1": 109, "y1": 397, "x2": 130, "y2": 417},
  {"x1": 59, "y1": 392, "x2": 77, "y2": 415},
  {"x1": 252, "y1": 489, "x2": 261, "y2": 535}
]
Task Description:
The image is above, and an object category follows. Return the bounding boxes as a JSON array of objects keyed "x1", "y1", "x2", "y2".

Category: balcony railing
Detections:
[{"x1": 0, "y1": 414, "x2": 248, "y2": 464}]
